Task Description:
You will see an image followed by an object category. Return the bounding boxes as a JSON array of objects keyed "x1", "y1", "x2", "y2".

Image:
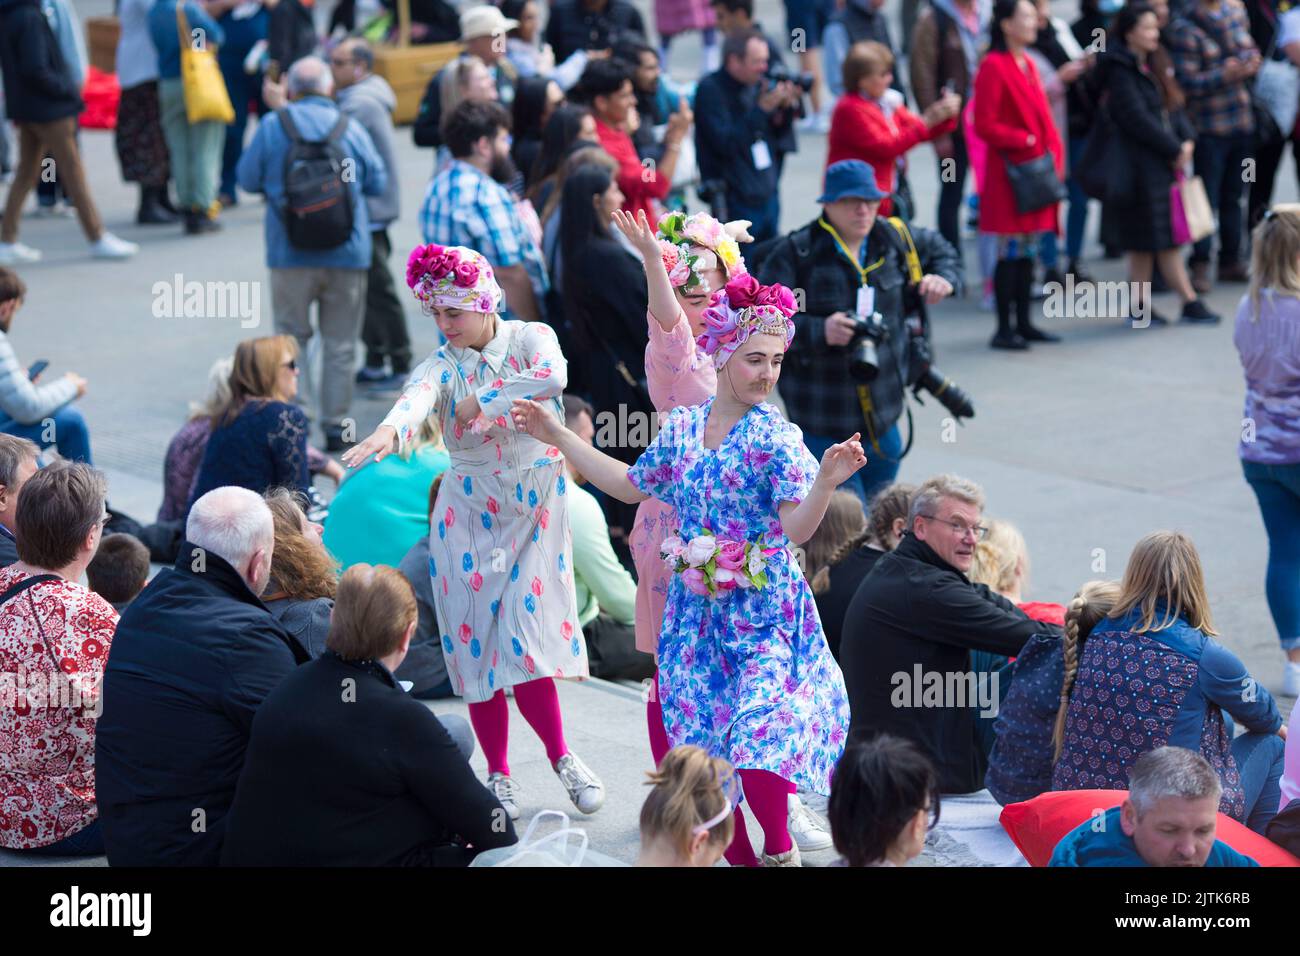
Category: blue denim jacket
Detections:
[{"x1": 235, "y1": 95, "x2": 387, "y2": 270}]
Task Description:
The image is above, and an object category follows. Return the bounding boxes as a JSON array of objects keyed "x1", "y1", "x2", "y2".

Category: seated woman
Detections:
[
  {"x1": 985, "y1": 580, "x2": 1119, "y2": 806},
  {"x1": 159, "y1": 356, "x2": 341, "y2": 524},
  {"x1": 825, "y1": 40, "x2": 961, "y2": 217},
  {"x1": 0, "y1": 461, "x2": 117, "y2": 857},
  {"x1": 220, "y1": 564, "x2": 512, "y2": 867},
  {"x1": 637, "y1": 746, "x2": 738, "y2": 867},
  {"x1": 828, "y1": 734, "x2": 939, "y2": 867},
  {"x1": 803, "y1": 490, "x2": 867, "y2": 661},
  {"x1": 1053, "y1": 531, "x2": 1288, "y2": 834},
  {"x1": 322, "y1": 418, "x2": 449, "y2": 570},
  {"x1": 262, "y1": 488, "x2": 339, "y2": 660},
  {"x1": 968, "y1": 518, "x2": 1067, "y2": 626},
  {"x1": 188, "y1": 335, "x2": 311, "y2": 514}
]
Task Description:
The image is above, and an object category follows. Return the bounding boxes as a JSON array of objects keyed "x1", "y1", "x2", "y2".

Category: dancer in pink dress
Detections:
[{"x1": 611, "y1": 208, "x2": 748, "y2": 764}]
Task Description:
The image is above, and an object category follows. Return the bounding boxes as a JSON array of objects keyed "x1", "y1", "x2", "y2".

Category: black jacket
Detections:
[
  {"x1": 1097, "y1": 44, "x2": 1195, "y2": 251},
  {"x1": 95, "y1": 543, "x2": 308, "y2": 866},
  {"x1": 0, "y1": 525, "x2": 16, "y2": 568},
  {"x1": 220, "y1": 652, "x2": 516, "y2": 866},
  {"x1": 693, "y1": 67, "x2": 789, "y2": 207},
  {"x1": 757, "y1": 215, "x2": 962, "y2": 439},
  {"x1": 840, "y1": 533, "x2": 1056, "y2": 793},
  {"x1": 0, "y1": 0, "x2": 82, "y2": 123},
  {"x1": 544, "y1": 0, "x2": 646, "y2": 64}
]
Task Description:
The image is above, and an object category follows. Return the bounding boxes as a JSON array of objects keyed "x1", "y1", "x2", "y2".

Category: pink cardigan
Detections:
[{"x1": 627, "y1": 309, "x2": 717, "y2": 655}]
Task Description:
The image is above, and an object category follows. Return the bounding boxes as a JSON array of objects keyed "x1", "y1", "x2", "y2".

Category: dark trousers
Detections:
[
  {"x1": 936, "y1": 130, "x2": 970, "y2": 260},
  {"x1": 361, "y1": 228, "x2": 413, "y2": 373},
  {"x1": 725, "y1": 190, "x2": 781, "y2": 242},
  {"x1": 1249, "y1": 135, "x2": 1300, "y2": 231},
  {"x1": 1191, "y1": 131, "x2": 1253, "y2": 266},
  {"x1": 218, "y1": 8, "x2": 269, "y2": 200}
]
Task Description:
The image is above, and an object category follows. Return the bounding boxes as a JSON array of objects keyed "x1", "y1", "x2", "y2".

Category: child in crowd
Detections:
[
  {"x1": 969, "y1": 518, "x2": 1066, "y2": 626},
  {"x1": 636, "y1": 746, "x2": 738, "y2": 867},
  {"x1": 985, "y1": 580, "x2": 1120, "y2": 805},
  {"x1": 86, "y1": 533, "x2": 151, "y2": 613},
  {"x1": 828, "y1": 734, "x2": 939, "y2": 867}
]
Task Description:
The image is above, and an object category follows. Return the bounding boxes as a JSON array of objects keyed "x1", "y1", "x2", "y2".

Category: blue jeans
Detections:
[
  {"x1": 1191, "y1": 131, "x2": 1253, "y2": 266},
  {"x1": 1242, "y1": 459, "x2": 1300, "y2": 651},
  {"x1": 22, "y1": 819, "x2": 103, "y2": 856},
  {"x1": 1039, "y1": 231, "x2": 1060, "y2": 271},
  {"x1": 726, "y1": 190, "x2": 781, "y2": 243},
  {"x1": 0, "y1": 403, "x2": 93, "y2": 464},
  {"x1": 1065, "y1": 135, "x2": 1090, "y2": 262},
  {"x1": 1231, "y1": 731, "x2": 1285, "y2": 834},
  {"x1": 217, "y1": 9, "x2": 269, "y2": 200},
  {"x1": 803, "y1": 422, "x2": 902, "y2": 509}
]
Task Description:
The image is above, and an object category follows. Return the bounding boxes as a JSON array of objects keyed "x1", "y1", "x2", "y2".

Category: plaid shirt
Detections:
[
  {"x1": 1168, "y1": 1, "x2": 1257, "y2": 137},
  {"x1": 418, "y1": 160, "x2": 549, "y2": 319}
]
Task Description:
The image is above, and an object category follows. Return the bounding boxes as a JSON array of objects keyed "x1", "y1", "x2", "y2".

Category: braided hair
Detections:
[{"x1": 1052, "y1": 580, "x2": 1123, "y2": 762}]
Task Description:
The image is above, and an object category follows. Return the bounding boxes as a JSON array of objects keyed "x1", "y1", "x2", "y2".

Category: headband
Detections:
[
  {"x1": 656, "y1": 211, "x2": 751, "y2": 293},
  {"x1": 406, "y1": 243, "x2": 504, "y2": 314},
  {"x1": 695, "y1": 275, "x2": 798, "y2": 370}
]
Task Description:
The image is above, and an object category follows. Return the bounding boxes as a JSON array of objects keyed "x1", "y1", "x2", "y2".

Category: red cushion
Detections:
[{"x1": 1000, "y1": 789, "x2": 1300, "y2": 867}]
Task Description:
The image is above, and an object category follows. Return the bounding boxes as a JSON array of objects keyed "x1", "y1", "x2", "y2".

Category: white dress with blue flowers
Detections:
[
  {"x1": 380, "y1": 320, "x2": 587, "y2": 704},
  {"x1": 627, "y1": 399, "x2": 851, "y2": 794}
]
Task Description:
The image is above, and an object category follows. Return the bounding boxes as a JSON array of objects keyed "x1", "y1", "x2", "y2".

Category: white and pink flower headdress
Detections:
[
  {"x1": 696, "y1": 275, "x2": 798, "y2": 370},
  {"x1": 406, "y1": 243, "x2": 503, "y2": 314},
  {"x1": 655, "y1": 211, "x2": 751, "y2": 294}
]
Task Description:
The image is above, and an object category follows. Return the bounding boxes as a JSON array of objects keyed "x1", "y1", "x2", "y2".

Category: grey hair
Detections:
[
  {"x1": 287, "y1": 56, "x2": 335, "y2": 98},
  {"x1": 0, "y1": 433, "x2": 39, "y2": 489},
  {"x1": 1127, "y1": 747, "x2": 1222, "y2": 817},
  {"x1": 191, "y1": 356, "x2": 234, "y2": 420},
  {"x1": 906, "y1": 473, "x2": 986, "y2": 529},
  {"x1": 186, "y1": 486, "x2": 274, "y2": 574}
]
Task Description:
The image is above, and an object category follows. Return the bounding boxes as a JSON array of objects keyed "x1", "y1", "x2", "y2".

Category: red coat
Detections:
[
  {"x1": 596, "y1": 118, "x2": 670, "y2": 223},
  {"x1": 826, "y1": 92, "x2": 957, "y2": 217},
  {"x1": 972, "y1": 50, "x2": 1064, "y2": 235}
]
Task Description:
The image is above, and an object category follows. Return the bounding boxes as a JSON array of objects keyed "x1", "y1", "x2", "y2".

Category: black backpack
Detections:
[{"x1": 277, "y1": 107, "x2": 354, "y2": 250}]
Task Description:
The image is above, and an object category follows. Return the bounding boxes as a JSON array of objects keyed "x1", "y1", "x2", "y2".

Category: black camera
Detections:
[
  {"x1": 904, "y1": 317, "x2": 974, "y2": 420},
  {"x1": 847, "y1": 312, "x2": 887, "y2": 382},
  {"x1": 767, "y1": 63, "x2": 815, "y2": 93}
]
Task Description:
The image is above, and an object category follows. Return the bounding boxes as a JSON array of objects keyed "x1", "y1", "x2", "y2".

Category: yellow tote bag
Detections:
[{"x1": 176, "y1": 1, "x2": 235, "y2": 124}]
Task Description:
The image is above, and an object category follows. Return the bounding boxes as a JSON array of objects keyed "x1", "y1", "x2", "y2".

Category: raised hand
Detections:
[
  {"x1": 819, "y1": 432, "x2": 868, "y2": 487},
  {"x1": 510, "y1": 398, "x2": 564, "y2": 445},
  {"x1": 612, "y1": 208, "x2": 664, "y2": 261},
  {"x1": 341, "y1": 425, "x2": 397, "y2": 469}
]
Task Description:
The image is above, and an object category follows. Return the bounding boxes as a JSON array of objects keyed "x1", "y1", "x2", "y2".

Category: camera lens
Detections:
[{"x1": 850, "y1": 337, "x2": 880, "y2": 382}]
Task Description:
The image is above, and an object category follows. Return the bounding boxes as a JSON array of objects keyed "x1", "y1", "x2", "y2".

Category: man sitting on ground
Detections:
[{"x1": 1051, "y1": 747, "x2": 1260, "y2": 867}]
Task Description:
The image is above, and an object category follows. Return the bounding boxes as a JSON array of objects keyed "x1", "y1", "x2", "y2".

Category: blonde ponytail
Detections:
[{"x1": 640, "y1": 746, "x2": 736, "y2": 857}]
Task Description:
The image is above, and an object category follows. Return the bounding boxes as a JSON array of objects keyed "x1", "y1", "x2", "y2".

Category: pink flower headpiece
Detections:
[
  {"x1": 695, "y1": 275, "x2": 798, "y2": 370},
  {"x1": 406, "y1": 243, "x2": 503, "y2": 314},
  {"x1": 656, "y1": 211, "x2": 751, "y2": 293}
]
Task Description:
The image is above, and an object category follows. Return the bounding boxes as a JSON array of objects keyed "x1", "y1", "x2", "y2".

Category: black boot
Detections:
[
  {"x1": 137, "y1": 185, "x2": 179, "y2": 224},
  {"x1": 1015, "y1": 258, "x2": 1061, "y2": 342},
  {"x1": 990, "y1": 259, "x2": 1028, "y2": 350}
]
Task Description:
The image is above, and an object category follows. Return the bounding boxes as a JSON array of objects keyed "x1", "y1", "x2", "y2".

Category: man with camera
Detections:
[
  {"x1": 758, "y1": 159, "x2": 966, "y2": 504},
  {"x1": 694, "y1": 28, "x2": 802, "y2": 241}
]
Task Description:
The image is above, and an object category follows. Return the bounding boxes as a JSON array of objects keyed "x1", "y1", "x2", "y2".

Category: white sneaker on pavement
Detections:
[
  {"x1": 487, "y1": 771, "x2": 521, "y2": 821},
  {"x1": 788, "y1": 793, "x2": 833, "y2": 851},
  {"x1": 762, "y1": 844, "x2": 803, "y2": 867},
  {"x1": 0, "y1": 242, "x2": 42, "y2": 265},
  {"x1": 553, "y1": 752, "x2": 605, "y2": 814},
  {"x1": 1283, "y1": 661, "x2": 1300, "y2": 697},
  {"x1": 90, "y1": 232, "x2": 139, "y2": 260}
]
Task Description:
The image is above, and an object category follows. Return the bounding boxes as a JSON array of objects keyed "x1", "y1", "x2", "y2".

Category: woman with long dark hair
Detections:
[
  {"x1": 559, "y1": 164, "x2": 651, "y2": 531},
  {"x1": 526, "y1": 104, "x2": 600, "y2": 211},
  {"x1": 512, "y1": 76, "x2": 565, "y2": 192}
]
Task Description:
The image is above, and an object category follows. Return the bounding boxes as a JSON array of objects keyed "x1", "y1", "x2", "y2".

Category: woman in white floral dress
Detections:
[{"x1": 344, "y1": 244, "x2": 605, "y2": 820}]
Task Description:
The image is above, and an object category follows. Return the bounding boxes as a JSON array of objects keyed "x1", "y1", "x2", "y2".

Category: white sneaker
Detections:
[
  {"x1": 788, "y1": 793, "x2": 834, "y2": 851},
  {"x1": 1283, "y1": 661, "x2": 1300, "y2": 697},
  {"x1": 487, "y1": 771, "x2": 521, "y2": 821},
  {"x1": 553, "y1": 752, "x2": 605, "y2": 814},
  {"x1": 0, "y1": 242, "x2": 42, "y2": 264},
  {"x1": 90, "y1": 232, "x2": 139, "y2": 260},
  {"x1": 762, "y1": 844, "x2": 803, "y2": 867}
]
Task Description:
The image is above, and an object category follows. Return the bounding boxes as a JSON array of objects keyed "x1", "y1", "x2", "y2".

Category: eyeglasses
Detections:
[
  {"x1": 329, "y1": 56, "x2": 354, "y2": 66},
  {"x1": 282, "y1": 358, "x2": 298, "y2": 371},
  {"x1": 917, "y1": 513, "x2": 988, "y2": 540}
]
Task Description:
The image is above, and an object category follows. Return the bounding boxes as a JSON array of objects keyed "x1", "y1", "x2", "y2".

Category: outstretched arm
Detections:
[
  {"x1": 612, "y1": 208, "x2": 680, "y2": 333},
  {"x1": 511, "y1": 399, "x2": 649, "y2": 504},
  {"x1": 778, "y1": 434, "x2": 867, "y2": 545}
]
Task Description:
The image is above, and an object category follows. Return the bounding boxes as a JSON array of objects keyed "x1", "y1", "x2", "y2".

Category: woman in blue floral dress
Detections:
[{"x1": 512, "y1": 275, "x2": 864, "y2": 866}]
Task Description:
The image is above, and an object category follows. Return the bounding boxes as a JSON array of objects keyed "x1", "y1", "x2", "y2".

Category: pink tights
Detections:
[
  {"x1": 646, "y1": 670, "x2": 671, "y2": 767},
  {"x1": 725, "y1": 770, "x2": 796, "y2": 865},
  {"x1": 467, "y1": 678, "x2": 570, "y2": 776}
]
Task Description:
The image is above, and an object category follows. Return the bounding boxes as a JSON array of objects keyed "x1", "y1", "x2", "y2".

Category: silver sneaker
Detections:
[
  {"x1": 553, "y1": 752, "x2": 605, "y2": 814},
  {"x1": 487, "y1": 771, "x2": 521, "y2": 821},
  {"x1": 762, "y1": 844, "x2": 803, "y2": 867},
  {"x1": 788, "y1": 794, "x2": 833, "y2": 851}
]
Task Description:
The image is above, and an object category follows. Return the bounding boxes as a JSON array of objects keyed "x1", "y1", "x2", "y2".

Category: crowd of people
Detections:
[{"x1": 1, "y1": 0, "x2": 1299, "y2": 870}]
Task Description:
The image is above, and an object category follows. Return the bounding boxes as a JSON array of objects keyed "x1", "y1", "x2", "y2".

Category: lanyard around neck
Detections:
[{"x1": 819, "y1": 217, "x2": 883, "y2": 287}]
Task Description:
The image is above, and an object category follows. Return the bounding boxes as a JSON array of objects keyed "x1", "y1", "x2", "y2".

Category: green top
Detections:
[
  {"x1": 322, "y1": 446, "x2": 451, "y2": 570},
  {"x1": 568, "y1": 481, "x2": 637, "y2": 628}
]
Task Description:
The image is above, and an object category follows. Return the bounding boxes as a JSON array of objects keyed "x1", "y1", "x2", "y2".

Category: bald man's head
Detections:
[{"x1": 287, "y1": 56, "x2": 335, "y2": 100}]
